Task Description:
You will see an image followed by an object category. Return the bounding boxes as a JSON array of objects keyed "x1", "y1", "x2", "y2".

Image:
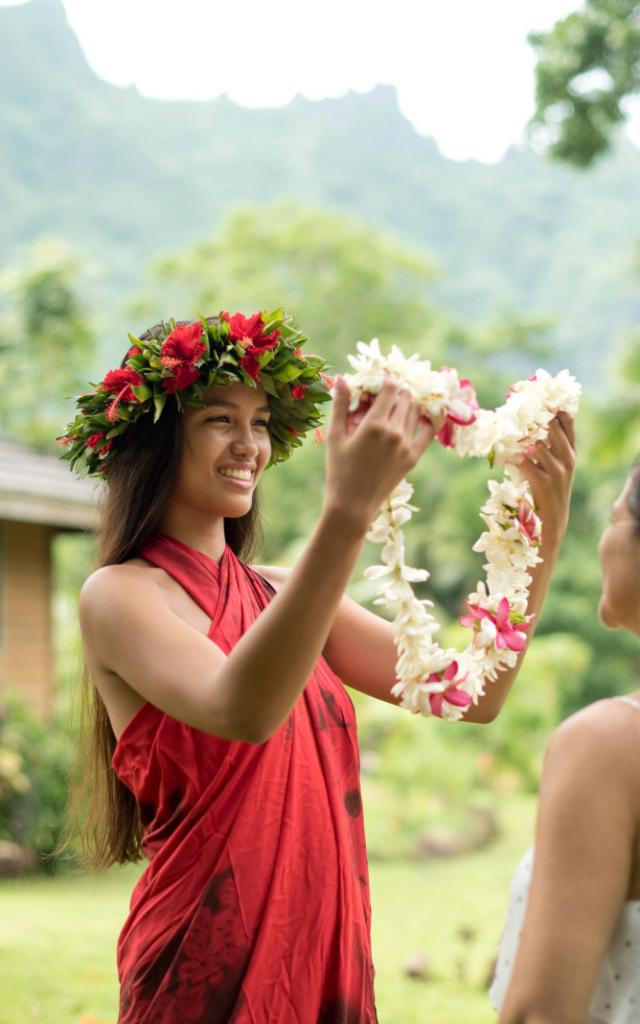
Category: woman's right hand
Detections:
[{"x1": 323, "y1": 375, "x2": 434, "y2": 531}]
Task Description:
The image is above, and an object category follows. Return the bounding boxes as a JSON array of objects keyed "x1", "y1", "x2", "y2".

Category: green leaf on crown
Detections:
[
  {"x1": 262, "y1": 307, "x2": 284, "y2": 328},
  {"x1": 106, "y1": 421, "x2": 130, "y2": 439},
  {"x1": 153, "y1": 391, "x2": 167, "y2": 421},
  {"x1": 259, "y1": 375, "x2": 279, "y2": 397},
  {"x1": 272, "y1": 362, "x2": 305, "y2": 383},
  {"x1": 131, "y1": 385, "x2": 152, "y2": 402}
]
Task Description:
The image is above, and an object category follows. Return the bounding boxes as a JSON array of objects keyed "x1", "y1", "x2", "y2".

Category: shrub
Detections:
[{"x1": 0, "y1": 692, "x2": 73, "y2": 871}]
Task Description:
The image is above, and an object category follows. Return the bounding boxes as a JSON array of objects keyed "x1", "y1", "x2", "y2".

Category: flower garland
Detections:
[
  {"x1": 343, "y1": 339, "x2": 581, "y2": 722},
  {"x1": 58, "y1": 310, "x2": 333, "y2": 477}
]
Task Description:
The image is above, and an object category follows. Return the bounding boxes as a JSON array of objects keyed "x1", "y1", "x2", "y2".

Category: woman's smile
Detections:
[{"x1": 217, "y1": 464, "x2": 255, "y2": 489}]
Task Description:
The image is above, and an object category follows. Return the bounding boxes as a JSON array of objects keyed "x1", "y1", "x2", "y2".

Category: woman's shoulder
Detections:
[
  {"x1": 79, "y1": 559, "x2": 166, "y2": 623},
  {"x1": 544, "y1": 697, "x2": 640, "y2": 790}
]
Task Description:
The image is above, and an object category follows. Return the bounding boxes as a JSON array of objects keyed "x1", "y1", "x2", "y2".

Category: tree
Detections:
[
  {"x1": 529, "y1": 0, "x2": 640, "y2": 167},
  {"x1": 146, "y1": 201, "x2": 545, "y2": 379},
  {"x1": 0, "y1": 239, "x2": 96, "y2": 448},
  {"x1": 148, "y1": 201, "x2": 446, "y2": 369}
]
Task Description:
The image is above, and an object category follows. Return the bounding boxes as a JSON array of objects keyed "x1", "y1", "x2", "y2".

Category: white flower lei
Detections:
[{"x1": 343, "y1": 339, "x2": 581, "y2": 722}]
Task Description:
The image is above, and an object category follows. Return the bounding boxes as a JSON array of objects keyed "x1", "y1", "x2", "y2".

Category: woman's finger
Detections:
[
  {"x1": 526, "y1": 441, "x2": 559, "y2": 477},
  {"x1": 388, "y1": 388, "x2": 412, "y2": 427},
  {"x1": 328, "y1": 376, "x2": 351, "y2": 440},
  {"x1": 545, "y1": 417, "x2": 575, "y2": 468},
  {"x1": 366, "y1": 377, "x2": 400, "y2": 423},
  {"x1": 404, "y1": 401, "x2": 422, "y2": 439},
  {"x1": 556, "y1": 410, "x2": 576, "y2": 452},
  {"x1": 410, "y1": 417, "x2": 435, "y2": 460}
]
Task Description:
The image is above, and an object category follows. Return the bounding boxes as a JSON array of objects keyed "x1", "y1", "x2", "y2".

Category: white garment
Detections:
[{"x1": 489, "y1": 696, "x2": 640, "y2": 1023}]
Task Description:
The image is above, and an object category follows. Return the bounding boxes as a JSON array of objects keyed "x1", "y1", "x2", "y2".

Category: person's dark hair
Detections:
[
  {"x1": 627, "y1": 457, "x2": 640, "y2": 536},
  {"x1": 67, "y1": 321, "x2": 264, "y2": 869}
]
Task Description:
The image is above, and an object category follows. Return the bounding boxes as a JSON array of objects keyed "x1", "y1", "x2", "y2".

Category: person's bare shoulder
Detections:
[
  {"x1": 544, "y1": 698, "x2": 640, "y2": 804},
  {"x1": 79, "y1": 560, "x2": 166, "y2": 636}
]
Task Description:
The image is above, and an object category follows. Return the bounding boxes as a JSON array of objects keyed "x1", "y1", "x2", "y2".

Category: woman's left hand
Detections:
[{"x1": 517, "y1": 411, "x2": 577, "y2": 549}]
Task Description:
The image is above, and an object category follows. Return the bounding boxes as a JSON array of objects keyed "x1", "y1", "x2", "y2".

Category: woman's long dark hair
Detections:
[{"x1": 69, "y1": 323, "x2": 264, "y2": 869}]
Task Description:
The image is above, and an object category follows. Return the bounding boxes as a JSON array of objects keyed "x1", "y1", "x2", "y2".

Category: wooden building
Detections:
[{"x1": 0, "y1": 437, "x2": 99, "y2": 717}]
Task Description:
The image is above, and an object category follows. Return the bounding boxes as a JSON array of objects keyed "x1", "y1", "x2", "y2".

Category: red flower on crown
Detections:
[
  {"x1": 160, "y1": 322, "x2": 206, "y2": 394},
  {"x1": 102, "y1": 367, "x2": 146, "y2": 422},
  {"x1": 87, "y1": 432, "x2": 105, "y2": 450},
  {"x1": 291, "y1": 384, "x2": 307, "y2": 400},
  {"x1": 222, "y1": 311, "x2": 280, "y2": 382}
]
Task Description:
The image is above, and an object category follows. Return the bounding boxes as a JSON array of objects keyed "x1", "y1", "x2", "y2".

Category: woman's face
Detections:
[
  {"x1": 171, "y1": 381, "x2": 272, "y2": 520},
  {"x1": 598, "y1": 475, "x2": 640, "y2": 633}
]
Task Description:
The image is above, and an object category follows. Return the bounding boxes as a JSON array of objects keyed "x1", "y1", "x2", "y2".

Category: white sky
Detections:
[{"x1": 4, "y1": 0, "x2": 640, "y2": 161}]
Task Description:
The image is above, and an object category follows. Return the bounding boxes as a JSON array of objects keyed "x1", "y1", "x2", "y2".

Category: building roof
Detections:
[{"x1": 0, "y1": 436, "x2": 101, "y2": 530}]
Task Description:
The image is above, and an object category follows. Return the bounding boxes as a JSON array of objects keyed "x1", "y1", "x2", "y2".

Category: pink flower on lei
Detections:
[
  {"x1": 436, "y1": 377, "x2": 479, "y2": 449},
  {"x1": 460, "y1": 597, "x2": 531, "y2": 652},
  {"x1": 517, "y1": 500, "x2": 542, "y2": 544},
  {"x1": 426, "y1": 661, "x2": 472, "y2": 718}
]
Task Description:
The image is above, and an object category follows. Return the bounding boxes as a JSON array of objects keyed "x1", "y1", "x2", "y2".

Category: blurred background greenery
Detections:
[{"x1": 1, "y1": 0, "x2": 640, "y2": 1021}]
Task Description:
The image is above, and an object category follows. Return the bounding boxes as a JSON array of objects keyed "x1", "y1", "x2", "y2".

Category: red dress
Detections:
[{"x1": 112, "y1": 533, "x2": 378, "y2": 1023}]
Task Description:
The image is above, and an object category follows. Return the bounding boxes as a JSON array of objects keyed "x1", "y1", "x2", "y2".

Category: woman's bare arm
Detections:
[{"x1": 498, "y1": 700, "x2": 640, "y2": 1024}]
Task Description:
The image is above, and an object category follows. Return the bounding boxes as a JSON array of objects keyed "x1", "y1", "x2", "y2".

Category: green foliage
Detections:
[
  {"x1": 145, "y1": 202, "x2": 551, "y2": 396},
  {"x1": 0, "y1": 239, "x2": 96, "y2": 448},
  {"x1": 352, "y1": 630, "x2": 592, "y2": 859},
  {"x1": 590, "y1": 326, "x2": 640, "y2": 464},
  {"x1": 0, "y1": 694, "x2": 72, "y2": 869},
  {"x1": 52, "y1": 531, "x2": 97, "y2": 706},
  {"x1": 353, "y1": 689, "x2": 481, "y2": 826},
  {"x1": 148, "y1": 202, "x2": 446, "y2": 373},
  {"x1": 529, "y1": 0, "x2": 640, "y2": 167},
  {"x1": 478, "y1": 633, "x2": 591, "y2": 789}
]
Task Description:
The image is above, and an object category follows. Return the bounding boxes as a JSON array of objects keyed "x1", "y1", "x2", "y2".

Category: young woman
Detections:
[
  {"x1": 491, "y1": 462, "x2": 640, "y2": 1024},
  {"x1": 62, "y1": 310, "x2": 575, "y2": 1023}
]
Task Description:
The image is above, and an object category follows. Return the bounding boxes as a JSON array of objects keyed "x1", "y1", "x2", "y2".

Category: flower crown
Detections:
[{"x1": 58, "y1": 309, "x2": 333, "y2": 477}]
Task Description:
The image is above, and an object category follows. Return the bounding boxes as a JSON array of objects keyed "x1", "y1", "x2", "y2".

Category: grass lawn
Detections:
[
  {"x1": 369, "y1": 795, "x2": 536, "y2": 1023},
  {"x1": 0, "y1": 796, "x2": 535, "y2": 1024}
]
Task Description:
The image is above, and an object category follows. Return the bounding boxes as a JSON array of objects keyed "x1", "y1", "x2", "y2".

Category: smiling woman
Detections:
[
  {"x1": 163, "y1": 385, "x2": 273, "y2": 523},
  {"x1": 58, "y1": 307, "x2": 574, "y2": 1024}
]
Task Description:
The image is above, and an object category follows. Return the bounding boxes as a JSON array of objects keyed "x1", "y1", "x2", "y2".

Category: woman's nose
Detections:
[{"x1": 230, "y1": 423, "x2": 259, "y2": 454}]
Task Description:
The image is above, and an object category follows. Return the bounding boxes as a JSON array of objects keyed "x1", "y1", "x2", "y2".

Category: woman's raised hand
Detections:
[
  {"x1": 324, "y1": 375, "x2": 434, "y2": 531},
  {"x1": 517, "y1": 410, "x2": 577, "y2": 550}
]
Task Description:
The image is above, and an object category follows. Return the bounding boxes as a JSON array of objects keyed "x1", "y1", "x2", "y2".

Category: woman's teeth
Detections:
[{"x1": 219, "y1": 469, "x2": 253, "y2": 481}]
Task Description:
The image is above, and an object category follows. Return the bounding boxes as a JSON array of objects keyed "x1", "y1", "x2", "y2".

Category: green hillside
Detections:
[{"x1": 2, "y1": 0, "x2": 640, "y2": 384}]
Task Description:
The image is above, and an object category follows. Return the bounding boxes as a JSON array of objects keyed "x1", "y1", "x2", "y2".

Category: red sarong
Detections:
[{"x1": 112, "y1": 533, "x2": 378, "y2": 1023}]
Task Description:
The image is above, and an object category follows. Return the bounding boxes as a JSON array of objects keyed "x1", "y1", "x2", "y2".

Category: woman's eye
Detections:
[{"x1": 205, "y1": 416, "x2": 270, "y2": 427}]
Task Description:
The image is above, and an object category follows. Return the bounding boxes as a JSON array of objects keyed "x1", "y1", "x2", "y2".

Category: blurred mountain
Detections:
[{"x1": 2, "y1": 0, "x2": 640, "y2": 384}]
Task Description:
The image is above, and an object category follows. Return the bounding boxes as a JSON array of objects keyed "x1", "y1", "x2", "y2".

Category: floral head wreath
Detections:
[{"x1": 58, "y1": 309, "x2": 333, "y2": 477}]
